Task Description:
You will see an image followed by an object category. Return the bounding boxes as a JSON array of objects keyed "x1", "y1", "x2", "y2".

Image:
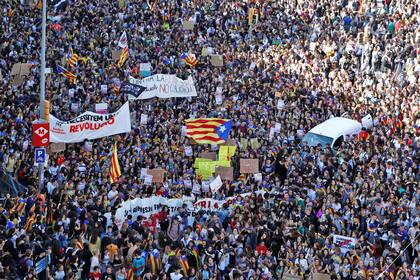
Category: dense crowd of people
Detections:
[{"x1": 0, "y1": 0, "x2": 419, "y2": 279}]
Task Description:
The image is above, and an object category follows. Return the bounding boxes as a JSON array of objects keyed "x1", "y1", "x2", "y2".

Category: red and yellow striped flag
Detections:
[
  {"x1": 109, "y1": 142, "x2": 121, "y2": 184},
  {"x1": 117, "y1": 47, "x2": 129, "y2": 67},
  {"x1": 127, "y1": 268, "x2": 135, "y2": 280},
  {"x1": 67, "y1": 48, "x2": 79, "y2": 68}
]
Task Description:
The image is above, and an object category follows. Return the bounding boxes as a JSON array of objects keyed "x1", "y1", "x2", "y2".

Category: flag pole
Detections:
[{"x1": 38, "y1": 0, "x2": 47, "y2": 191}]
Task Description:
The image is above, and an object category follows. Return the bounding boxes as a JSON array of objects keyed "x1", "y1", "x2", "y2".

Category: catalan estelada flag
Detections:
[
  {"x1": 179, "y1": 255, "x2": 189, "y2": 276},
  {"x1": 147, "y1": 249, "x2": 161, "y2": 274},
  {"x1": 109, "y1": 142, "x2": 121, "y2": 184},
  {"x1": 117, "y1": 46, "x2": 129, "y2": 67},
  {"x1": 186, "y1": 118, "x2": 232, "y2": 144},
  {"x1": 66, "y1": 48, "x2": 78, "y2": 68},
  {"x1": 182, "y1": 53, "x2": 198, "y2": 67},
  {"x1": 56, "y1": 65, "x2": 76, "y2": 84}
]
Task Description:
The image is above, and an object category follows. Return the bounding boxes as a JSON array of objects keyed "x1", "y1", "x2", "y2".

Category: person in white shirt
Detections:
[{"x1": 170, "y1": 268, "x2": 183, "y2": 280}]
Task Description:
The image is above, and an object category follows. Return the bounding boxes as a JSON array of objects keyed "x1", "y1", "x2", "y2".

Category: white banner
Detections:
[
  {"x1": 332, "y1": 234, "x2": 357, "y2": 253},
  {"x1": 127, "y1": 74, "x2": 197, "y2": 99},
  {"x1": 114, "y1": 196, "x2": 194, "y2": 228},
  {"x1": 50, "y1": 102, "x2": 131, "y2": 143},
  {"x1": 113, "y1": 191, "x2": 268, "y2": 228}
]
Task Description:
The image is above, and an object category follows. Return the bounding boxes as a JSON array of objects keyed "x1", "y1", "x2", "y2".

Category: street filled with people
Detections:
[{"x1": 0, "y1": 0, "x2": 419, "y2": 279}]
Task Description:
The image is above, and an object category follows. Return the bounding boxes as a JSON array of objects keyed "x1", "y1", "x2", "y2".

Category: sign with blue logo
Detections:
[{"x1": 34, "y1": 148, "x2": 46, "y2": 164}]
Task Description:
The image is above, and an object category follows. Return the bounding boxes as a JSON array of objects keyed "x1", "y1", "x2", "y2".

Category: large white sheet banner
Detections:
[
  {"x1": 112, "y1": 191, "x2": 268, "y2": 229},
  {"x1": 332, "y1": 234, "x2": 357, "y2": 253},
  {"x1": 50, "y1": 102, "x2": 131, "y2": 143},
  {"x1": 127, "y1": 74, "x2": 197, "y2": 99},
  {"x1": 114, "y1": 196, "x2": 194, "y2": 228}
]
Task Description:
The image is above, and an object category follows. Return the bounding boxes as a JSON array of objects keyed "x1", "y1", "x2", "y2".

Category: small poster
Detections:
[
  {"x1": 140, "y1": 114, "x2": 148, "y2": 125},
  {"x1": 95, "y1": 103, "x2": 108, "y2": 114},
  {"x1": 140, "y1": 168, "x2": 148, "y2": 179},
  {"x1": 182, "y1": 20, "x2": 195, "y2": 30},
  {"x1": 210, "y1": 176, "x2": 223, "y2": 193},
  {"x1": 100, "y1": 84, "x2": 108, "y2": 94},
  {"x1": 184, "y1": 146, "x2": 193, "y2": 156},
  {"x1": 215, "y1": 166, "x2": 233, "y2": 180},
  {"x1": 144, "y1": 175, "x2": 153, "y2": 185},
  {"x1": 277, "y1": 99, "x2": 285, "y2": 110},
  {"x1": 139, "y1": 63, "x2": 152, "y2": 77}
]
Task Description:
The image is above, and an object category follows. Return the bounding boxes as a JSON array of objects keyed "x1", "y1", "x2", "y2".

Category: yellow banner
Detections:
[
  {"x1": 215, "y1": 160, "x2": 230, "y2": 167},
  {"x1": 193, "y1": 158, "x2": 212, "y2": 169},
  {"x1": 219, "y1": 146, "x2": 236, "y2": 161}
]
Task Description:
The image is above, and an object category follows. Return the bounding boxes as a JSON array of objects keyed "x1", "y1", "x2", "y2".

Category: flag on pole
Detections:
[
  {"x1": 56, "y1": 65, "x2": 76, "y2": 84},
  {"x1": 109, "y1": 142, "x2": 122, "y2": 184},
  {"x1": 117, "y1": 47, "x2": 129, "y2": 67},
  {"x1": 118, "y1": 31, "x2": 128, "y2": 48},
  {"x1": 66, "y1": 48, "x2": 79, "y2": 68},
  {"x1": 186, "y1": 118, "x2": 232, "y2": 144}
]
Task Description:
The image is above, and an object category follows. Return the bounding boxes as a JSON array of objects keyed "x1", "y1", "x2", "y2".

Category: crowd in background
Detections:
[{"x1": 0, "y1": 0, "x2": 419, "y2": 279}]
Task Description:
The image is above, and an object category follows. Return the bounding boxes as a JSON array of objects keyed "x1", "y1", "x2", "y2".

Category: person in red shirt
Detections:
[
  {"x1": 358, "y1": 127, "x2": 370, "y2": 141},
  {"x1": 89, "y1": 266, "x2": 101, "y2": 280},
  {"x1": 256, "y1": 241, "x2": 268, "y2": 255}
]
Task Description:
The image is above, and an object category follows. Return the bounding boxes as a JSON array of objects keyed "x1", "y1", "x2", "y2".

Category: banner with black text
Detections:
[{"x1": 50, "y1": 102, "x2": 131, "y2": 143}]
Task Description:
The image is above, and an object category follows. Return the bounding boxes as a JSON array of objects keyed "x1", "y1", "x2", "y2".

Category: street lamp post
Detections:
[{"x1": 38, "y1": 0, "x2": 47, "y2": 191}]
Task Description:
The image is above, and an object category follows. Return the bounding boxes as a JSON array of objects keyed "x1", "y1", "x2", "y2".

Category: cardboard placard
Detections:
[
  {"x1": 12, "y1": 75, "x2": 24, "y2": 86},
  {"x1": 215, "y1": 166, "x2": 233, "y2": 180},
  {"x1": 182, "y1": 20, "x2": 195, "y2": 30},
  {"x1": 201, "y1": 47, "x2": 209, "y2": 57},
  {"x1": 147, "y1": 168, "x2": 165, "y2": 183},
  {"x1": 199, "y1": 152, "x2": 217, "y2": 161},
  {"x1": 20, "y1": 63, "x2": 31, "y2": 76},
  {"x1": 210, "y1": 55, "x2": 223, "y2": 67},
  {"x1": 240, "y1": 159, "x2": 259, "y2": 174},
  {"x1": 11, "y1": 63, "x2": 21, "y2": 75},
  {"x1": 250, "y1": 138, "x2": 260, "y2": 149},
  {"x1": 282, "y1": 274, "x2": 301, "y2": 280},
  {"x1": 49, "y1": 143, "x2": 66, "y2": 153},
  {"x1": 312, "y1": 273, "x2": 331, "y2": 280},
  {"x1": 275, "y1": 91, "x2": 282, "y2": 97},
  {"x1": 10, "y1": 63, "x2": 31, "y2": 76}
]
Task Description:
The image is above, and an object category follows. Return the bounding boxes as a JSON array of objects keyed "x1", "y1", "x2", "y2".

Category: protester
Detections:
[{"x1": 0, "y1": 0, "x2": 419, "y2": 279}]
